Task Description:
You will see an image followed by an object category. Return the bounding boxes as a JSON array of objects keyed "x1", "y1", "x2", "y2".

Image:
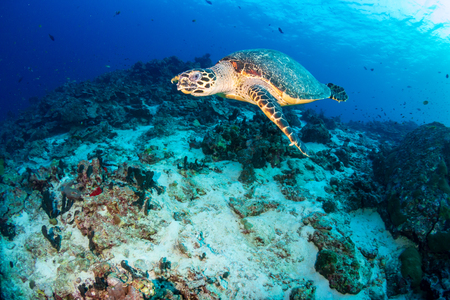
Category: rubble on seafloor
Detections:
[{"x1": 0, "y1": 54, "x2": 449, "y2": 299}]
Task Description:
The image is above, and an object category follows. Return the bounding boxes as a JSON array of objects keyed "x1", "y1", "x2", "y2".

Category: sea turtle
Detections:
[{"x1": 171, "y1": 49, "x2": 348, "y2": 157}]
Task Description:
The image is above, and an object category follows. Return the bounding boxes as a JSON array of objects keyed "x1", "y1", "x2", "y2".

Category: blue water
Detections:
[{"x1": 1, "y1": 0, "x2": 449, "y2": 125}]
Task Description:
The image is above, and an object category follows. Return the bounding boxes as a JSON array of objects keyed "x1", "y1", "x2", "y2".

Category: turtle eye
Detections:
[{"x1": 189, "y1": 72, "x2": 202, "y2": 82}]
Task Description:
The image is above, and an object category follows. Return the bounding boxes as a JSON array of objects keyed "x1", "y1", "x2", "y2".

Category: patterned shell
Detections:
[{"x1": 220, "y1": 49, "x2": 331, "y2": 102}]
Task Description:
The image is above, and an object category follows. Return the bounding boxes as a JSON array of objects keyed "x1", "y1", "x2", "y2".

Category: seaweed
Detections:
[
  {"x1": 0, "y1": 219, "x2": 16, "y2": 241},
  {"x1": 159, "y1": 257, "x2": 171, "y2": 271},
  {"x1": 61, "y1": 193, "x2": 74, "y2": 215},
  {"x1": 93, "y1": 276, "x2": 108, "y2": 291},
  {"x1": 128, "y1": 167, "x2": 163, "y2": 212},
  {"x1": 86, "y1": 165, "x2": 93, "y2": 178},
  {"x1": 28, "y1": 169, "x2": 50, "y2": 191},
  {"x1": 143, "y1": 198, "x2": 149, "y2": 215},
  {"x1": 54, "y1": 159, "x2": 67, "y2": 180},
  {"x1": 78, "y1": 283, "x2": 88, "y2": 297},
  {"x1": 121, "y1": 260, "x2": 147, "y2": 279},
  {"x1": 88, "y1": 229, "x2": 96, "y2": 253},
  {"x1": 177, "y1": 156, "x2": 207, "y2": 171},
  {"x1": 199, "y1": 252, "x2": 206, "y2": 261},
  {"x1": 126, "y1": 166, "x2": 163, "y2": 194},
  {"x1": 41, "y1": 225, "x2": 61, "y2": 251},
  {"x1": 228, "y1": 108, "x2": 240, "y2": 121},
  {"x1": 173, "y1": 212, "x2": 186, "y2": 222},
  {"x1": 0, "y1": 158, "x2": 4, "y2": 176},
  {"x1": 132, "y1": 191, "x2": 146, "y2": 209},
  {"x1": 42, "y1": 187, "x2": 74, "y2": 221},
  {"x1": 41, "y1": 190, "x2": 58, "y2": 219},
  {"x1": 151, "y1": 278, "x2": 180, "y2": 299}
]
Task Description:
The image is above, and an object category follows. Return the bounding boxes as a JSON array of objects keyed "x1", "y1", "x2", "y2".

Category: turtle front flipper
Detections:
[{"x1": 248, "y1": 85, "x2": 310, "y2": 157}]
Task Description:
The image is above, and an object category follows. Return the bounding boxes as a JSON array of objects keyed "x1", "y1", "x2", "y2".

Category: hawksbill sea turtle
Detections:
[{"x1": 171, "y1": 49, "x2": 348, "y2": 157}]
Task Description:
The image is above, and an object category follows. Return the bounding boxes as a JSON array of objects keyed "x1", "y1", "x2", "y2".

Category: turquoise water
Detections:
[
  {"x1": 2, "y1": 1, "x2": 450, "y2": 298},
  {"x1": 1, "y1": 0, "x2": 449, "y2": 124}
]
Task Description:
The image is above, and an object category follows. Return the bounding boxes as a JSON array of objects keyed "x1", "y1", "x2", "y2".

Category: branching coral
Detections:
[{"x1": 177, "y1": 156, "x2": 207, "y2": 172}]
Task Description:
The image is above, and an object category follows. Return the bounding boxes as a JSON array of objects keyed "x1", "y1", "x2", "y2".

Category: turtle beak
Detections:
[
  {"x1": 170, "y1": 75, "x2": 187, "y2": 92},
  {"x1": 171, "y1": 73, "x2": 196, "y2": 94},
  {"x1": 170, "y1": 75, "x2": 179, "y2": 84}
]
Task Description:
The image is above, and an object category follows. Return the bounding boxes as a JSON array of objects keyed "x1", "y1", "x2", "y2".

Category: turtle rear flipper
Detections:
[
  {"x1": 327, "y1": 83, "x2": 348, "y2": 102},
  {"x1": 249, "y1": 85, "x2": 310, "y2": 157}
]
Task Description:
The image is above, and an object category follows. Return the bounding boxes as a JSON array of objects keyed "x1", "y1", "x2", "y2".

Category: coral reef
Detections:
[
  {"x1": 374, "y1": 122, "x2": 450, "y2": 297},
  {"x1": 1, "y1": 53, "x2": 448, "y2": 299},
  {"x1": 228, "y1": 197, "x2": 280, "y2": 218},
  {"x1": 201, "y1": 112, "x2": 305, "y2": 169},
  {"x1": 300, "y1": 118, "x2": 331, "y2": 144},
  {"x1": 289, "y1": 280, "x2": 316, "y2": 300},
  {"x1": 303, "y1": 212, "x2": 370, "y2": 294}
]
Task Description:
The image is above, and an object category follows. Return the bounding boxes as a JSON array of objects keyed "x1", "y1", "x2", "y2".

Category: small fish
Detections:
[
  {"x1": 447, "y1": 74, "x2": 449, "y2": 78},
  {"x1": 105, "y1": 65, "x2": 111, "y2": 68},
  {"x1": 238, "y1": 6, "x2": 241, "y2": 9},
  {"x1": 423, "y1": 101, "x2": 429, "y2": 105},
  {"x1": 192, "y1": 19, "x2": 196, "y2": 22},
  {"x1": 370, "y1": 68, "x2": 374, "y2": 71},
  {"x1": 364, "y1": 66, "x2": 367, "y2": 70},
  {"x1": 278, "y1": 27, "x2": 284, "y2": 34},
  {"x1": 48, "y1": 34, "x2": 55, "y2": 41},
  {"x1": 114, "y1": 11, "x2": 120, "y2": 17},
  {"x1": 18, "y1": 76, "x2": 23, "y2": 83},
  {"x1": 205, "y1": 0, "x2": 212, "y2": 4}
]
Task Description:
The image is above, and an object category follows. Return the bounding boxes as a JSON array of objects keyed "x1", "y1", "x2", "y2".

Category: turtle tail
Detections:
[{"x1": 327, "y1": 83, "x2": 348, "y2": 102}]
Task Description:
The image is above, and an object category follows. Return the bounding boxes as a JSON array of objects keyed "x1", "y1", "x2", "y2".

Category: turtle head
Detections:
[{"x1": 171, "y1": 69, "x2": 217, "y2": 96}]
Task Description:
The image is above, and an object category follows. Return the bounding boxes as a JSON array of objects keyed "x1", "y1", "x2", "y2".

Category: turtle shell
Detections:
[{"x1": 220, "y1": 49, "x2": 331, "y2": 104}]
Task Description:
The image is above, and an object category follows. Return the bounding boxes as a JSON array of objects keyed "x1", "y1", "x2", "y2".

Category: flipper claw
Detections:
[{"x1": 249, "y1": 85, "x2": 310, "y2": 157}]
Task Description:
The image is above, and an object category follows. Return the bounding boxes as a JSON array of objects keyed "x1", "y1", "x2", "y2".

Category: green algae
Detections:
[
  {"x1": 0, "y1": 158, "x2": 4, "y2": 176},
  {"x1": 315, "y1": 249, "x2": 338, "y2": 277},
  {"x1": 437, "y1": 160, "x2": 450, "y2": 194},
  {"x1": 387, "y1": 193, "x2": 407, "y2": 227},
  {"x1": 399, "y1": 247, "x2": 422, "y2": 292},
  {"x1": 440, "y1": 199, "x2": 450, "y2": 220},
  {"x1": 427, "y1": 231, "x2": 450, "y2": 252}
]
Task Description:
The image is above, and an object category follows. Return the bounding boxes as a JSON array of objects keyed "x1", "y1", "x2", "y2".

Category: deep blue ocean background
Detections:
[{"x1": 1, "y1": 0, "x2": 449, "y2": 125}]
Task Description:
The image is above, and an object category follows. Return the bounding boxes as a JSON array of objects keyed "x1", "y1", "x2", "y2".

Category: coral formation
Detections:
[
  {"x1": 304, "y1": 212, "x2": 369, "y2": 294},
  {"x1": 0, "y1": 158, "x2": 4, "y2": 176},
  {"x1": 289, "y1": 280, "x2": 316, "y2": 300},
  {"x1": 399, "y1": 247, "x2": 422, "y2": 292},
  {"x1": 374, "y1": 122, "x2": 450, "y2": 297},
  {"x1": 0, "y1": 53, "x2": 448, "y2": 299}
]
